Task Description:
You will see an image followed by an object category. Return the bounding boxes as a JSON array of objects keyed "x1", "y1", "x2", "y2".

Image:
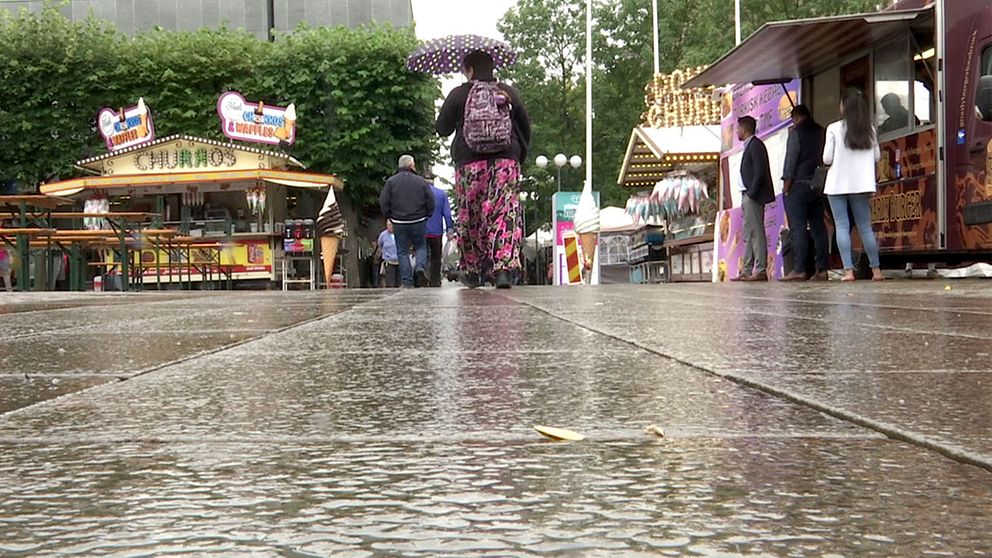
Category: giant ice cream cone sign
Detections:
[
  {"x1": 97, "y1": 97, "x2": 155, "y2": 151},
  {"x1": 572, "y1": 180, "x2": 601, "y2": 284}
]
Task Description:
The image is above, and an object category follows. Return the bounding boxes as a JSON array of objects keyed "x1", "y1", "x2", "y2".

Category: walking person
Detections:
[
  {"x1": 423, "y1": 171, "x2": 454, "y2": 287},
  {"x1": 732, "y1": 115, "x2": 775, "y2": 281},
  {"x1": 436, "y1": 49, "x2": 532, "y2": 289},
  {"x1": 379, "y1": 155, "x2": 434, "y2": 288},
  {"x1": 0, "y1": 246, "x2": 11, "y2": 292},
  {"x1": 781, "y1": 105, "x2": 829, "y2": 281},
  {"x1": 823, "y1": 93, "x2": 883, "y2": 282},
  {"x1": 377, "y1": 220, "x2": 399, "y2": 288}
]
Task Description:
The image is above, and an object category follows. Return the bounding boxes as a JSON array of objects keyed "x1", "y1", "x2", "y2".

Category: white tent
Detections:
[{"x1": 601, "y1": 206, "x2": 640, "y2": 234}]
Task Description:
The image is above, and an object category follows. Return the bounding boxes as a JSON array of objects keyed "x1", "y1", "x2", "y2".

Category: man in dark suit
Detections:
[{"x1": 733, "y1": 115, "x2": 775, "y2": 282}]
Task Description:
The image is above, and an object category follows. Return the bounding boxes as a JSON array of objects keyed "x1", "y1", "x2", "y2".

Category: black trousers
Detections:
[
  {"x1": 427, "y1": 236, "x2": 443, "y2": 287},
  {"x1": 785, "y1": 182, "x2": 829, "y2": 275}
]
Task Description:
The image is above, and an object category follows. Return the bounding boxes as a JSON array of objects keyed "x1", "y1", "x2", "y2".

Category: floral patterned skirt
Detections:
[{"x1": 453, "y1": 159, "x2": 523, "y2": 275}]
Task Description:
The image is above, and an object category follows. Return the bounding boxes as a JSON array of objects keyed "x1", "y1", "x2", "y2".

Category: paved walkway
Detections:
[{"x1": 0, "y1": 283, "x2": 989, "y2": 556}]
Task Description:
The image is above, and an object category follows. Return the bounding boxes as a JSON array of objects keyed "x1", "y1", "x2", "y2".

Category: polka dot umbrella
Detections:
[{"x1": 406, "y1": 34, "x2": 518, "y2": 75}]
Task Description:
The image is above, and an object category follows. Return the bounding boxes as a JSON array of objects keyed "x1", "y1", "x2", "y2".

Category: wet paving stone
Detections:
[
  {"x1": 507, "y1": 283, "x2": 992, "y2": 467},
  {"x1": 0, "y1": 285, "x2": 988, "y2": 556},
  {"x1": 0, "y1": 376, "x2": 118, "y2": 414},
  {"x1": 737, "y1": 371, "x2": 992, "y2": 456},
  {"x1": 0, "y1": 438, "x2": 988, "y2": 557},
  {"x1": 0, "y1": 331, "x2": 257, "y2": 376},
  {"x1": 0, "y1": 348, "x2": 867, "y2": 441}
]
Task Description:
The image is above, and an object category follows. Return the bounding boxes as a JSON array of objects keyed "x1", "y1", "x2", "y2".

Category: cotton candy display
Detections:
[{"x1": 626, "y1": 174, "x2": 711, "y2": 224}]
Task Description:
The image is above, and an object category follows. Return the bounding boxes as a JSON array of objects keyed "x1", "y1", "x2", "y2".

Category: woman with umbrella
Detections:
[{"x1": 410, "y1": 36, "x2": 531, "y2": 289}]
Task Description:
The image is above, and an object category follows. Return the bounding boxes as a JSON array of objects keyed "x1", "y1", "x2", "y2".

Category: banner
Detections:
[
  {"x1": 98, "y1": 98, "x2": 154, "y2": 151},
  {"x1": 714, "y1": 194, "x2": 788, "y2": 282},
  {"x1": 552, "y1": 191, "x2": 600, "y2": 285},
  {"x1": 720, "y1": 80, "x2": 800, "y2": 155},
  {"x1": 217, "y1": 91, "x2": 297, "y2": 146}
]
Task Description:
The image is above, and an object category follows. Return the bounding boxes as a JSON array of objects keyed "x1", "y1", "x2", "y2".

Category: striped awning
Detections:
[{"x1": 683, "y1": 6, "x2": 933, "y2": 88}]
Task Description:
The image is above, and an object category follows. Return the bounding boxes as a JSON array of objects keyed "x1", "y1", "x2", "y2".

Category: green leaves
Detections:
[
  {"x1": 0, "y1": 11, "x2": 440, "y2": 211},
  {"x1": 498, "y1": 0, "x2": 882, "y2": 226}
]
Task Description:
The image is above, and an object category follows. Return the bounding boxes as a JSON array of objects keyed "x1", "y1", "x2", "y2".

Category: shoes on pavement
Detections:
[
  {"x1": 460, "y1": 271, "x2": 480, "y2": 289},
  {"x1": 780, "y1": 272, "x2": 806, "y2": 282},
  {"x1": 809, "y1": 271, "x2": 828, "y2": 281},
  {"x1": 744, "y1": 272, "x2": 768, "y2": 282},
  {"x1": 730, "y1": 273, "x2": 750, "y2": 282},
  {"x1": 415, "y1": 269, "x2": 428, "y2": 288},
  {"x1": 495, "y1": 270, "x2": 512, "y2": 289}
]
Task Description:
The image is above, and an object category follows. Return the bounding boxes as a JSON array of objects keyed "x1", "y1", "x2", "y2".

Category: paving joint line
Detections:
[
  {"x1": 503, "y1": 293, "x2": 992, "y2": 474},
  {"x1": 0, "y1": 294, "x2": 394, "y2": 420}
]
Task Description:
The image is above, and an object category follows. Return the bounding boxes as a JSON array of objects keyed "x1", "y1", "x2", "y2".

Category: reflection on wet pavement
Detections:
[
  {"x1": 1, "y1": 439, "x2": 989, "y2": 556},
  {"x1": 0, "y1": 284, "x2": 990, "y2": 556},
  {"x1": 507, "y1": 282, "x2": 992, "y2": 463}
]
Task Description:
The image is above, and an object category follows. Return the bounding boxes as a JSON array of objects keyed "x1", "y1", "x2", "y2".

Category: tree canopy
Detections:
[{"x1": 0, "y1": 6, "x2": 439, "y2": 210}]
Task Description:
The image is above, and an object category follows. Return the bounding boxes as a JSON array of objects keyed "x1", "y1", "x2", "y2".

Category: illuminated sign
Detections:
[
  {"x1": 217, "y1": 91, "x2": 296, "y2": 146},
  {"x1": 98, "y1": 98, "x2": 155, "y2": 151},
  {"x1": 133, "y1": 147, "x2": 237, "y2": 172}
]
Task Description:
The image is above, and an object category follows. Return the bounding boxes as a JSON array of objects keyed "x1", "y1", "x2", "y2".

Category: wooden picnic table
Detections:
[
  {"x1": 0, "y1": 196, "x2": 72, "y2": 291},
  {"x1": 0, "y1": 211, "x2": 160, "y2": 220},
  {"x1": 0, "y1": 228, "x2": 56, "y2": 237}
]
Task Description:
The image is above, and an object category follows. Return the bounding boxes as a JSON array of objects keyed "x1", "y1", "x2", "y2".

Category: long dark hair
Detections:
[{"x1": 841, "y1": 93, "x2": 875, "y2": 150}]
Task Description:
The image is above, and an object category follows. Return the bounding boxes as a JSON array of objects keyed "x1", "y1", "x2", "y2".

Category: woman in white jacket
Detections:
[{"x1": 823, "y1": 93, "x2": 883, "y2": 282}]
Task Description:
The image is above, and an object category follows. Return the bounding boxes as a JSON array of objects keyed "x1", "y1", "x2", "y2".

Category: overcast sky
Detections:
[{"x1": 410, "y1": 0, "x2": 518, "y2": 185}]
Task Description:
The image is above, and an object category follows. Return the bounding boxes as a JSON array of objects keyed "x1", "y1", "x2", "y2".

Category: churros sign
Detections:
[
  {"x1": 98, "y1": 98, "x2": 154, "y2": 151},
  {"x1": 217, "y1": 91, "x2": 296, "y2": 146}
]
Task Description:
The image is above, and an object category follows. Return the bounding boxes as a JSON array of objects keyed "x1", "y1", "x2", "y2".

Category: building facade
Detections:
[{"x1": 0, "y1": 0, "x2": 414, "y2": 38}]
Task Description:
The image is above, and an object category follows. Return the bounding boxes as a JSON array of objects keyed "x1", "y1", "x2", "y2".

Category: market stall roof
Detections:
[
  {"x1": 601, "y1": 206, "x2": 640, "y2": 234},
  {"x1": 39, "y1": 168, "x2": 344, "y2": 198},
  {"x1": 617, "y1": 126, "x2": 720, "y2": 189},
  {"x1": 682, "y1": 6, "x2": 933, "y2": 88},
  {"x1": 76, "y1": 134, "x2": 304, "y2": 173}
]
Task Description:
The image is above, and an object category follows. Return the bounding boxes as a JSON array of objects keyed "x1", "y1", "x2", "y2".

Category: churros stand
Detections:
[
  {"x1": 617, "y1": 68, "x2": 722, "y2": 283},
  {"x1": 39, "y1": 92, "x2": 344, "y2": 289},
  {"x1": 39, "y1": 134, "x2": 343, "y2": 287}
]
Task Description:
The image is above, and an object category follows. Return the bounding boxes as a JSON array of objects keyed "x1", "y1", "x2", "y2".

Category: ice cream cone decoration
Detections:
[
  {"x1": 320, "y1": 235, "x2": 339, "y2": 284},
  {"x1": 578, "y1": 231, "x2": 599, "y2": 271},
  {"x1": 572, "y1": 180, "x2": 601, "y2": 284},
  {"x1": 275, "y1": 103, "x2": 296, "y2": 141},
  {"x1": 135, "y1": 97, "x2": 149, "y2": 138}
]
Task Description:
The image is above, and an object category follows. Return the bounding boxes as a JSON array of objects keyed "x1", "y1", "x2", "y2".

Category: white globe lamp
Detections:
[
  {"x1": 535, "y1": 155, "x2": 548, "y2": 169},
  {"x1": 554, "y1": 153, "x2": 568, "y2": 168},
  {"x1": 569, "y1": 155, "x2": 582, "y2": 169}
]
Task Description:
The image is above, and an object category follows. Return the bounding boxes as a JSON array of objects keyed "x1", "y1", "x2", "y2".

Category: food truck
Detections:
[{"x1": 685, "y1": 0, "x2": 992, "y2": 267}]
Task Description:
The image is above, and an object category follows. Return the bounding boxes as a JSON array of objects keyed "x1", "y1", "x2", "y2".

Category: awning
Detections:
[
  {"x1": 617, "y1": 126, "x2": 720, "y2": 189},
  {"x1": 40, "y1": 169, "x2": 344, "y2": 197},
  {"x1": 683, "y1": 6, "x2": 933, "y2": 88}
]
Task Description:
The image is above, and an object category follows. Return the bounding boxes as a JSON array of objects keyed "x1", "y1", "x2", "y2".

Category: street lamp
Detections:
[
  {"x1": 518, "y1": 190, "x2": 541, "y2": 285},
  {"x1": 535, "y1": 153, "x2": 582, "y2": 192}
]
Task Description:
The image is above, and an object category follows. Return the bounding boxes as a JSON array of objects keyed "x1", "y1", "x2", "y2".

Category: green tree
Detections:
[
  {"x1": 0, "y1": 6, "x2": 439, "y2": 212},
  {"x1": 498, "y1": 0, "x2": 881, "y2": 231}
]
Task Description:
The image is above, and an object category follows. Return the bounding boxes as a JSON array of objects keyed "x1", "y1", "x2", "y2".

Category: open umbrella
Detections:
[{"x1": 407, "y1": 34, "x2": 518, "y2": 75}]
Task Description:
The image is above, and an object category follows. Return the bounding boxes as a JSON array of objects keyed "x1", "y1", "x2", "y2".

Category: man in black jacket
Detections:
[
  {"x1": 733, "y1": 115, "x2": 775, "y2": 282},
  {"x1": 379, "y1": 155, "x2": 435, "y2": 288},
  {"x1": 781, "y1": 105, "x2": 828, "y2": 281}
]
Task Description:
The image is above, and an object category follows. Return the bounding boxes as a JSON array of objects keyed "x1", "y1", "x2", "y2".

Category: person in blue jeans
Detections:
[
  {"x1": 822, "y1": 93, "x2": 883, "y2": 282},
  {"x1": 379, "y1": 155, "x2": 435, "y2": 288},
  {"x1": 423, "y1": 171, "x2": 455, "y2": 287}
]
